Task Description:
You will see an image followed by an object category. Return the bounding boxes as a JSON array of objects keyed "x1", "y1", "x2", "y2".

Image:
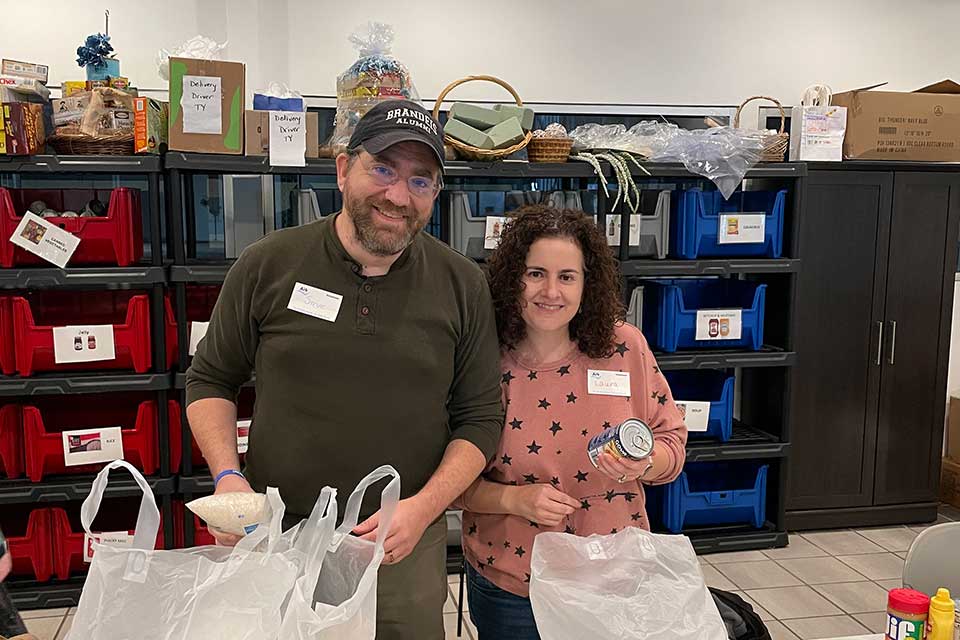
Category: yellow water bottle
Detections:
[{"x1": 928, "y1": 588, "x2": 955, "y2": 640}]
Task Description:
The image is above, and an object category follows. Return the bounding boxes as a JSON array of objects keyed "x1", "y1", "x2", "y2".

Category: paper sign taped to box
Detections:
[
  {"x1": 9, "y1": 212, "x2": 80, "y2": 268},
  {"x1": 269, "y1": 111, "x2": 306, "y2": 167},
  {"x1": 718, "y1": 213, "x2": 765, "y2": 245},
  {"x1": 52, "y1": 325, "x2": 116, "y2": 363},
  {"x1": 84, "y1": 531, "x2": 133, "y2": 562},
  {"x1": 484, "y1": 216, "x2": 509, "y2": 250},
  {"x1": 695, "y1": 309, "x2": 742, "y2": 341},
  {"x1": 675, "y1": 400, "x2": 711, "y2": 432},
  {"x1": 62, "y1": 426, "x2": 124, "y2": 467},
  {"x1": 181, "y1": 75, "x2": 222, "y2": 134}
]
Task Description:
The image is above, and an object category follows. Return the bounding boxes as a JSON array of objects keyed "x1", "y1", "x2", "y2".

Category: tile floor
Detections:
[{"x1": 15, "y1": 505, "x2": 959, "y2": 640}]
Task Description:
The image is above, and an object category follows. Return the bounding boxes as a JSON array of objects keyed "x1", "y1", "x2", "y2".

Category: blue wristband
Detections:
[{"x1": 214, "y1": 469, "x2": 245, "y2": 487}]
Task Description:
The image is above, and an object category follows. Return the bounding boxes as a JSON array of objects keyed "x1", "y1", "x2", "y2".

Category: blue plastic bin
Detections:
[
  {"x1": 664, "y1": 371, "x2": 735, "y2": 441},
  {"x1": 670, "y1": 189, "x2": 786, "y2": 259},
  {"x1": 664, "y1": 462, "x2": 768, "y2": 533},
  {"x1": 642, "y1": 279, "x2": 766, "y2": 352}
]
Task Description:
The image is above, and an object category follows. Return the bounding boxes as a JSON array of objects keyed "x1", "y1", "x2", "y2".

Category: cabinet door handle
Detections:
[
  {"x1": 887, "y1": 320, "x2": 897, "y2": 365},
  {"x1": 875, "y1": 321, "x2": 884, "y2": 366}
]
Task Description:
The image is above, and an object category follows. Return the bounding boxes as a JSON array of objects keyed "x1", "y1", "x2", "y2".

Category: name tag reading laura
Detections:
[
  {"x1": 587, "y1": 370, "x2": 631, "y2": 397},
  {"x1": 287, "y1": 282, "x2": 342, "y2": 322}
]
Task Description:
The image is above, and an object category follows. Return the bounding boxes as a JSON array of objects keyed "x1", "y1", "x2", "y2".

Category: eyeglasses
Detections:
[{"x1": 357, "y1": 154, "x2": 443, "y2": 198}]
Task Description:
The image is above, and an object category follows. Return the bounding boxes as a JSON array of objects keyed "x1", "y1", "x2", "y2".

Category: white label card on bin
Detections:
[
  {"x1": 675, "y1": 400, "x2": 711, "y2": 432},
  {"x1": 587, "y1": 370, "x2": 631, "y2": 397},
  {"x1": 62, "y1": 426, "x2": 124, "y2": 467},
  {"x1": 287, "y1": 282, "x2": 342, "y2": 322},
  {"x1": 188, "y1": 321, "x2": 210, "y2": 356},
  {"x1": 84, "y1": 531, "x2": 133, "y2": 562},
  {"x1": 52, "y1": 325, "x2": 116, "y2": 363},
  {"x1": 718, "y1": 213, "x2": 765, "y2": 245},
  {"x1": 9, "y1": 212, "x2": 81, "y2": 268},
  {"x1": 181, "y1": 75, "x2": 222, "y2": 134},
  {"x1": 484, "y1": 216, "x2": 509, "y2": 250},
  {"x1": 269, "y1": 111, "x2": 306, "y2": 167},
  {"x1": 237, "y1": 419, "x2": 250, "y2": 454},
  {"x1": 603, "y1": 215, "x2": 641, "y2": 247},
  {"x1": 695, "y1": 309, "x2": 743, "y2": 341}
]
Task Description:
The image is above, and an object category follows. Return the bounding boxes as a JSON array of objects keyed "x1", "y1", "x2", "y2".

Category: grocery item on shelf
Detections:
[{"x1": 167, "y1": 57, "x2": 246, "y2": 155}]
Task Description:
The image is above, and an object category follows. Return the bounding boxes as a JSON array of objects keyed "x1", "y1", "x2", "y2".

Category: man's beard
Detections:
[{"x1": 344, "y1": 191, "x2": 426, "y2": 257}]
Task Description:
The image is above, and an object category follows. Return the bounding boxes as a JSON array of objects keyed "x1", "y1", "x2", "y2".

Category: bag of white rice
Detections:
[{"x1": 186, "y1": 492, "x2": 267, "y2": 536}]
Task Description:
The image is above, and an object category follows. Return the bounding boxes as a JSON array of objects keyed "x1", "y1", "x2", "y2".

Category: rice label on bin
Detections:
[
  {"x1": 237, "y1": 419, "x2": 250, "y2": 454},
  {"x1": 62, "y1": 426, "x2": 124, "y2": 466},
  {"x1": 484, "y1": 216, "x2": 509, "y2": 250},
  {"x1": 718, "y1": 212, "x2": 765, "y2": 244},
  {"x1": 695, "y1": 309, "x2": 743, "y2": 341},
  {"x1": 84, "y1": 531, "x2": 133, "y2": 562},
  {"x1": 188, "y1": 321, "x2": 210, "y2": 356},
  {"x1": 675, "y1": 400, "x2": 711, "y2": 432},
  {"x1": 52, "y1": 325, "x2": 116, "y2": 364}
]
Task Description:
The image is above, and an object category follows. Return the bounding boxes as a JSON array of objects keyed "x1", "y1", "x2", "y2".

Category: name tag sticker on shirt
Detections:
[
  {"x1": 287, "y1": 282, "x2": 342, "y2": 322},
  {"x1": 587, "y1": 369, "x2": 631, "y2": 397}
]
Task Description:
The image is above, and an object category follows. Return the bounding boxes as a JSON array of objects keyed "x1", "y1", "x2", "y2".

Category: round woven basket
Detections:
[
  {"x1": 432, "y1": 75, "x2": 533, "y2": 162},
  {"x1": 527, "y1": 137, "x2": 573, "y2": 163},
  {"x1": 734, "y1": 95, "x2": 789, "y2": 162},
  {"x1": 48, "y1": 130, "x2": 134, "y2": 156}
]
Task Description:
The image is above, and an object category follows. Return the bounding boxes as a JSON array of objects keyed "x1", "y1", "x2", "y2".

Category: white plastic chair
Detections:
[{"x1": 902, "y1": 521, "x2": 960, "y2": 596}]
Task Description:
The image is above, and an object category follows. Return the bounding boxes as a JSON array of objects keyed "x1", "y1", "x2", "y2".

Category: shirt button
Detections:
[
  {"x1": 360, "y1": 306, "x2": 370, "y2": 316},
  {"x1": 351, "y1": 264, "x2": 360, "y2": 274},
  {"x1": 363, "y1": 284, "x2": 373, "y2": 293}
]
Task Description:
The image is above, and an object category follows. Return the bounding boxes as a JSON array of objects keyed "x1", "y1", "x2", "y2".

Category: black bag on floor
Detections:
[{"x1": 709, "y1": 588, "x2": 772, "y2": 640}]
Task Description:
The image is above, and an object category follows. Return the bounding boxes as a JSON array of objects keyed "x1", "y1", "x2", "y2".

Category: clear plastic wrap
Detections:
[
  {"x1": 529, "y1": 528, "x2": 727, "y2": 640},
  {"x1": 156, "y1": 36, "x2": 228, "y2": 81},
  {"x1": 570, "y1": 122, "x2": 765, "y2": 199},
  {"x1": 326, "y1": 22, "x2": 419, "y2": 155}
]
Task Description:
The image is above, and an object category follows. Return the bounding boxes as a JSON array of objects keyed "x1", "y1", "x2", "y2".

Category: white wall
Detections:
[{"x1": 5, "y1": 0, "x2": 960, "y2": 112}]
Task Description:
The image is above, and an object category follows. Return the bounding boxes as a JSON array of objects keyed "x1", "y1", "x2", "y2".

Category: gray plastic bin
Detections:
[{"x1": 601, "y1": 189, "x2": 671, "y2": 259}]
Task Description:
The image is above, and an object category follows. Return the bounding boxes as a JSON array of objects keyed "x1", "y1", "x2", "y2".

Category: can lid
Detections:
[{"x1": 888, "y1": 588, "x2": 931, "y2": 615}]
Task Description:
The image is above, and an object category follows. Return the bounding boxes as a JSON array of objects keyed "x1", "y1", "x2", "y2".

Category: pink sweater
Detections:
[{"x1": 462, "y1": 323, "x2": 687, "y2": 597}]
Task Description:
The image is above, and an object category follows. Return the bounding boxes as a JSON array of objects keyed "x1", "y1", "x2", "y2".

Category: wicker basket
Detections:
[
  {"x1": 432, "y1": 75, "x2": 532, "y2": 162},
  {"x1": 734, "y1": 96, "x2": 789, "y2": 162},
  {"x1": 527, "y1": 137, "x2": 573, "y2": 163},
  {"x1": 48, "y1": 130, "x2": 135, "y2": 156}
]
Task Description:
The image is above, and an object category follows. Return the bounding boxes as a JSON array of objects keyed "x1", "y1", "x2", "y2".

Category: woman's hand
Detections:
[
  {"x1": 596, "y1": 449, "x2": 656, "y2": 485},
  {"x1": 503, "y1": 484, "x2": 581, "y2": 526}
]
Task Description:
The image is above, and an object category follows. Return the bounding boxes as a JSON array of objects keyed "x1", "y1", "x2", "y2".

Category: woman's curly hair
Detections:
[{"x1": 486, "y1": 205, "x2": 625, "y2": 359}]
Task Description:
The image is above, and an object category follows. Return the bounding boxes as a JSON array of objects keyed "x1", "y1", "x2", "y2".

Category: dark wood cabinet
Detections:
[{"x1": 787, "y1": 166, "x2": 960, "y2": 529}]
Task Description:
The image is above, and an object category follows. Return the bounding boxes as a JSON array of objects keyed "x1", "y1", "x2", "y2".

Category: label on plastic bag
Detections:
[
  {"x1": 695, "y1": 309, "x2": 742, "y2": 341},
  {"x1": 675, "y1": 400, "x2": 711, "y2": 432},
  {"x1": 586, "y1": 540, "x2": 608, "y2": 560},
  {"x1": 484, "y1": 216, "x2": 509, "y2": 250},
  {"x1": 237, "y1": 419, "x2": 250, "y2": 454},
  {"x1": 188, "y1": 321, "x2": 209, "y2": 356},
  {"x1": 84, "y1": 531, "x2": 133, "y2": 562},
  {"x1": 53, "y1": 325, "x2": 116, "y2": 364},
  {"x1": 718, "y1": 213, "x2": 765, "y2": 244},
  {"x1": 62, "y1": 426, "x2": 124, "y2": 466},
  {"x1": 603, "y1": 215, "x2": 641, "y2": 247},
  {"x1": 9, "y1": 212, "x2": 81, "y2": 268},
  {"x1": 123, "y1": 548, "x2": 151, "y2": 584}
]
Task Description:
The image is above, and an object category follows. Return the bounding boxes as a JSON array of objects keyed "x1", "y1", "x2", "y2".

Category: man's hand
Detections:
[
  {"x1": 207, "y1": 473, "x2": 254, "y2": 547},
  {"x1": 0, "y1": 550, "x2": 11, "y2": 582},
  {"x1": 353, "y1": 496, "x2": 434, "y2": 565},
  {"x1": 503, "y1": 484, "x2": 580, "y2": 527}
]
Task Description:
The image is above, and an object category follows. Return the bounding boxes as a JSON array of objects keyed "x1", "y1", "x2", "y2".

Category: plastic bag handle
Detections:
[
  {"x1": 300, "y1": 487, "x2": 338, "y2": 585},
  {"x1": 81, "y1": 460, "x2": 159, "y2": 551},
  {"x1": 333, "y1": 465, "x2": 401, "y2": 552},
  {"x1": 230, "y1": 486, "x2": 286, "y2": 556}
]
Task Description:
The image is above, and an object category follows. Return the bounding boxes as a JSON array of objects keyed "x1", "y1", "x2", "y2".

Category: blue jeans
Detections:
[{"x1": 466, "y1": 562, "x2": 541, "y2": 640}]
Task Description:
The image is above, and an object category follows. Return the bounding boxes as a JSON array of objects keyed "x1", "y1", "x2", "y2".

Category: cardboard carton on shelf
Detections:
[
  {"x1": 0, "y1": 103, "x2": 45, "y2": 155},
  {"x1": 832, "y1": 79, "x2": 960, "y2": 162},
  {"x1": 168, "y1": 57, "x2": 245, "y2": 155},
  {"x1": 243, "y1": 110, "x2": 319, "y2": 158}
]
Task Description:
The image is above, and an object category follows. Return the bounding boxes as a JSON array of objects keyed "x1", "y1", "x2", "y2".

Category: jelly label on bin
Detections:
[
  {"x1": 9, "y1": 212, "x2": 81, "y2": 268},
  {"x1": 236, "y1": 419, "x2": 251, "y2": 455},
  {"x1": 695, "y1": 309, "x2": 742, "y2": 341},
  {"x1": 718, "y1": 213, "x2": 765, "y2": 245},
  {"x1": 188, "y1": 321, "x2": 210, "y2": 356},
  {"x1": 885, "y1": 613, "x2": 925, "y2": 640},
  {"x1": 484, "y1": 216, "x2": 509, "y2": 250},
  {"x1": 52, "y1": 324, "x2": 116, "y2": 364},
  {"x1": 62, "y1": 426, "x2": 124, "y2": 466},
  {"x1": 84, "y1": 531, "x2": 133, "y2": 562},
  {"x1": 675, "y1": 400, "x2": 711, "y2": 432}
]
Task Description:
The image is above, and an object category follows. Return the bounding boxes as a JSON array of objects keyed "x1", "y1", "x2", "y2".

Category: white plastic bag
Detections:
[
  {"x1": 66, "y1": 460, "x2": 304, "y2": 640},
  {"x1": 156, "y1": 35, "x2": 228, "y2": 81},
  {"x1": 529, "y1": 528, "x2": 727, "y2": 640},
  {"x1": 279, "y1": 465, "x2": 400, "y2": 640}
]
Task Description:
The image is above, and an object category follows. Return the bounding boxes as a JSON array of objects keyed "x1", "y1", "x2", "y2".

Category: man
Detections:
[
  {"x1": 185, "y1": 99, "x2": 504, "y2": 639},
  {"x1": 0, "y1": 528, "x2": 31, "y2": 639}
]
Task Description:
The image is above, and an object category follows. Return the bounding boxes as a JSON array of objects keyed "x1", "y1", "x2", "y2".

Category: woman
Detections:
[{"x1": 460, "y1": 206, "x2": 688, "y2": 640}]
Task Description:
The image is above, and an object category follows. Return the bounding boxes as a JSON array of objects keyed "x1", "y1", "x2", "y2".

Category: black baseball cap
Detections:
[{"x1": 348, "y1": 99, "x2": 445, "y2": 169}]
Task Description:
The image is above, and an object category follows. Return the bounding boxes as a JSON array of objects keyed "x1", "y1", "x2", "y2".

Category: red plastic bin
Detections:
[
  {"x1": 164, "y1": 286, "x2": 222, "y2": 368},
  {"x1": 12, "y1": 290, "x2": 152, "y2": 376},
  {"x1": 3, "y1": 507, "x2": 53, "y2": 582},
  {"x1": 170, "y1": 393, "x2": 252, "y2": 474},
  {"x1": 51, "y1": 504, "x2": 165, "y2": 579},
  {"x1": 0, "y1": 296, "x2": 14, "y2": 375},
  {"x1": 171, "y1": 500, "x2": 216, "y2": 549},
  {"x1": 0, "y1": 186, "x2": 143, "y2": 267},
  {"x1": 22, "y1": 392, "x2": 159, "y2": 482},
  {"x1": 0, "y1": 403, "x2": 23, "y2": 478}
]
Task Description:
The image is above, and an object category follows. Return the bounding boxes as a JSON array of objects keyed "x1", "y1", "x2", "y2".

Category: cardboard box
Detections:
[
  {"x1": 941, "y1": 456, "x2": 960, "y2": 509},
  {"x1": 948, "y1": 396, "x2": 960, "y2": 462},
  {"x1": 2, "y1": 59, "x2": 48, "y2": 84},
  {"x1": 133, "y1": 97, "x2": 168, "y2": 154},
  {"x1": 832, "y1": 80, "x2": 960, "y2": 161},
  {"x1": 0, "y1": 103, "x2": 45, "y2": 155},
  {"x1": 168, "y1": 57, "x2": 245, "y2": 154},
  {"x1": 244, "y1": 110, "x2": 318, "y2": 158}
]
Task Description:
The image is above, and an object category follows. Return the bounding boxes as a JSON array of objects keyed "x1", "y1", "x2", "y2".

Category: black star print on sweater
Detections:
[
  {"x1": 549, "y1": 421, "x2": 563, "y2": 436},
  {"x1": 557, "y1": 365, "x2": 571, "y2": 376},
  {"x1": 527, "y1": 441, "x2": 542, "y2": 454},
  {"x1": 538, "y1": 398, "x2": 551, "y2": 410},
  {"x1": 566, "y1": 392, "x2": 577, "y2": 403},
  {"x1": 509, "y1": 418, "x2": 523, "y2": 430},
  {"x1": 528, "y1": 370, "x2": 538, "y2": 381},
  {"x1": 502, "y1": 371, "x2": 515, "y2": 384},
  {"x1": 614, "y1": 341, "x2": 630, "y2": 357}
]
